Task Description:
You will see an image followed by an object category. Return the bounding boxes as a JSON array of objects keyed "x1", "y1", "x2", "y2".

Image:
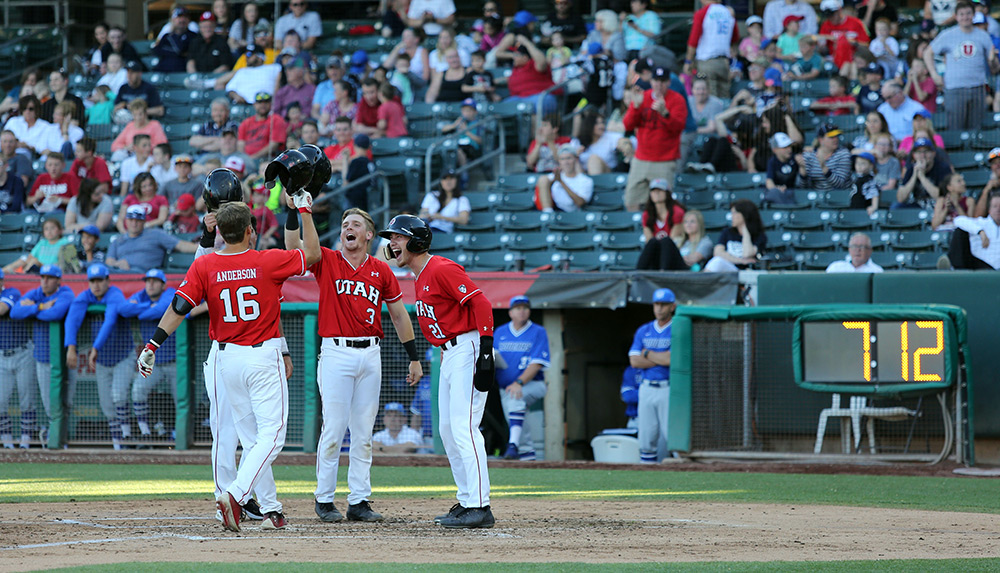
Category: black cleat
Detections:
[
  {"x1": 434, "y1": 503, "x2": 464, "y2": 524},
  {"x1": 315, "y1": 500, "x2": 344, "y2": 522},
  {"x1": 243, "y1": 498, "x2": 264, "y2": 520},
  {"x1": 439, "y1": 505, "x2": 495, "y2": 529},
  {"x1": 347, "y1": 500, "x2": 384, "y2": 522}
]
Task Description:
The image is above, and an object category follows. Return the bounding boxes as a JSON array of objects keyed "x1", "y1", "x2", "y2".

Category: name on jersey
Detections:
[
  {"x1": 335, "y1": 279, "x2": 381, "y2": 304},
  {"x1": 414, "y1": 300, "x2": 437, "y2": 321},
  {"x1": 644, "y1": 339, "x2": 671, "y2": 351},
  {"x1": 498, "y1": 341, "x2": 533, "y2": 352},
  {"x1": 216, "y1": 268, "x2": 258, "y2": 282}
]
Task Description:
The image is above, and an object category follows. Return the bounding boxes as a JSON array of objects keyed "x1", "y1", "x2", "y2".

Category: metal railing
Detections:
[
  {"x1": 312, "y1": 169, "x2": 392, "y2": 245},
  {"x1": 0, "y1": 25, "x2": 67, "y2": 87},
  {"x1": 423, "y1": 114, "x2": 506, "y2": 193}
]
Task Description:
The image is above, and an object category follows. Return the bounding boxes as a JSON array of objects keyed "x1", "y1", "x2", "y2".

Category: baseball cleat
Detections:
[
  {"x1": 439, "y1": 506, "x2": 495, "y2": 529},
  {"x1": 502, "y1": 443, "x2": 519, "y2": 460},
  {"x1": 261, "y1": 511, "x2": 287, "y2": 530},
  {"x1": 347, "y1": 500, "x2": 384, "y2": 522},
  {"x1": 434, "y1": 503, "x2": 464, "y2": 525},
  {"x1": 315, "y1": 500, "x2": 344, "y2": 522},
  {"x1": 243, "y1": 498, "x2": 264, "y2": 520},
  {"x1": 216, "y1": 492, "x2": 242, "y2": 532}
]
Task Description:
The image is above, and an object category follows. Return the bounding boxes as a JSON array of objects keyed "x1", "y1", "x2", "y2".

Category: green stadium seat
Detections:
[
  {"x1": 371, "y1": 137, "x2": 415, "y2": 157},
  {"x1": 520, "y1": 250, "x2": 561, "y2": 270},
  {"x1": 465, "y1": 193, "x2": 495, "y2": 212},
  {"x1": 588, "y1": 192, "x2": 623, "y2": 211},
  {"x1": 603, "y1": 231, "x2": 642, "y2": 250},
  {"x1": 729, "y1": 189, "x2": 764, "y2": 204},
  {"x1": 962, "y1": 170, "x2": 992, "y2": 188},
  {"x1": 590, "y1": 173, "x2": 628, "y2": 191},
  {"x1": 165, "y1": 252, "x2": 196, "y2": 272},
  {"x1": 720, "y1": 172, "x2": 766, "y2": 190},
  {"x1": 608, "y1": 250, "x2": 639, "y2": 270},
  {"x1": 0, "y1": 232, "x2": 28, "y2": 251},
  {"x1": 549, "y1": 211, "x2": 599, "y2": 231},
  {"x1": 939, "y1": 129, "x2": 972, "y2": 151},
  {"x1": 893, "y1": 230, "x2": 949, "y2": 250},
  {"x1": 505, "y1": 211, "x2": 552, "y2": 231},
  {"x1": 431, "y1": 232, "x2": 468, "y2": 251},
  {"x1": 682, "y1": 190, "x2": 718, "y2": 210},
  {"x1": 497, "y1": 173, "x2": 540, "y2": 191},
  {"x1": 949, "y1": 151, "x2": 984, "y2": 170},
  {"x1": 802, "y1": 250, "x2": 847, "y2": 270},
  {"x1": 906, "y1": 251, "x2": 945, "y2": 270},
  {"x1": 470, "y1": 250, "x2": 511, "y2": 271},
  {"x1": 509, "y1": 232, "x2": 556, "y2": 251},
  {"x1": 566, "y1": 250, "x2": 613, "y2": 271},
  {"x1": 0, "y1": 211, "x2": 32, "y2": 232},
  {"x1": 882, "y1": 209, "x2": 930, "y2": 230},
  {"x1": 831, "y1": 210, "x2": 876, "y2": 231},
  {"x1": 785, "y1": 210, "x2": 834, "y2": 230},
  {"x1": 457, "y1": 211, "x2": 500, "y2": 232},
  {"x1": 595, "y1": 211, "x2": 641, "y2": 232},
  {"x1": 675, "y1": 172, "x2": 717, "y2": 191},
  {"x1": 759, "y1": 209, "x2": 790, "y2": 229},
  {"x1": 817, "y1": 189, "x2": 853, "y2": 209},
  {"x1": 765, "y1": 229, "x2": 799, "y2": 251},
  {"x1": 559, "y1": 231, "x2": 604, "y2": 251},
  {"x1": 796, "y1": 231, "x2": 843, "y2": 250},
  {"x1": 500, "y1": 192, "x2": 537, "y2": 211},
  {"x1": 464, "y1": 232, "x2": 511, "y2": 251},
  {"x1": 702, "y1": 210, "x2": 731, "y2": 231}
]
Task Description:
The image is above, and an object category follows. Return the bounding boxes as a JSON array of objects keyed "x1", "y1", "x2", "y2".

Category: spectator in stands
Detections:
[
  {"x1": 382, "y1": 0, "x2": 409, "y2": 38},
  {"x1": 72, "y1": 225, "x2": 106, "y2": 271},
  {"x1": 571, "y1": 110, "x2": 623, "y2": 175},
  {"x1": 785, "y1": 35, "x2": 822, "y2": 81},
  {"x1": 817, "y1": 0, "x2": 869, "y2": 74},
  {"x1": 40, "y1": 70, "x2": 85, "y2": 127},
  {"x1": 313, "y1": 56, "x2": 358, "y2": 118},
  {"x1": 460, "y1": 50, "x2": 497, "y2": 104},
  {"x1": 274, "y1": 0, "x2": 321, "y2": 50},
  {"x1": 763, "y1": 0, "x2": 818, "y2": 38},
  {"x1": 730, "y1": 59, "x2": 772, "y2": 113},
  {"x1": 28, "y1": 152, "x2": 77, "y2": 213},
  {"x1": 500, "y1": 35, "x2": 557, "y2": 114},
  {"x1": 65, "y1": 178, "x2": 113, "y2": 233},
  {"x1": 110, "y1": 99, "x2": 167, "y2": 159},
  {"x1": 869, "y1": 18, "x2": 899, "y2": 77},
  {"x1": 926, "y1": 1, "x2": 998, "y2": 131},
  {"x1": 386, "y1": 53, "x2": 427, "y2": 106},
  {"x1": 238, "y1": 92, "x2": 287, "y2": 162},
  {"x1": 0, "y1": 157, "x2": 27, "y2": 213},
  {"x1": 300, "y1": 119, "x2": 320, "y2": 147},
  {"x1": 106, "y1": 205, "x2": 198, "y2": 273},
  {"x1": 118, "y1": 134, "x2": 155, "y2": 196},
  {"x1": 70, "y1": 138, "x2": 112, "y2": 186},
  {"x1": 849, "y1": 152, "x2": 880, "y2": 214},
  {"x1": 376, "y1": 83, "x2": 408, "y2": 138},
  {"x1": 623, "y1": 67, "x2": 687, "y2": 212},
  {"x1": 342, "y1": 134, "x2": 374, "y2": 210},
  {"x1": 811, "y1": 75, "x2": 859, "y2": 117},
  {"x1": 385, "y1": 28, "x2": 431, "y2": 83},
  {"x1": 635, "y1": 178, "x2": 686, "y2": 270},
  {"x1": 373, "y1": 403, "x2": 424, "y2": 453},
  {"x1": 854, "y1": 63, "x2": 886, "y2": 114},
  {"x1": 764, "y1": 133, "x2": 799, "y2": 206},
  {"x1": 323, "y1": 116, "x2": 361, "y2": 171},
  {"x1": 188, "y1": 10, "x2": 235, "y2": 73},
  {"x1": 189, "y1": 98, "x2": 239, "y2": 155},
  {"x1": 160, "y1": 154, "x2": 199, "y2": 205},
  {"x1": 876, "y1": 82, "x2": 926, "y2": 143},
  {"x1": 535, "y1": 144, "x2": 593, "y2": 213},
  {"x1": 149, "y1": 142, "x2": 177, "y2": 188},
  {"x1": 974, "y1": 148, "x2": 1000, "y2": 217},
  {"x1": 97, "y1": 53, "x2": 127, "y2": 95},
  {"x1": 225, "y1": 156, "x2": 247, "y2": 180},
  {"x1": 905, "y1": 58, "x2": 938, "y2": 113},
  {"x1": 318, "y1": 81, "x2": 358, "y2": 136},
  {"x1": 796, "y1": 123, "x2": 852, "y2": 191},
  {"x1": 406, "y1": 0, "x2": 456, "y2": 37},
  {"x1": 687, "y1": 105, "x2": 753, "y2": 174},
  {"x1": 895, "y1": 137, "x2": 953, "y2": 209},
  {"x1": 896, "y1": 110, "x2": 944, "y2": 157},
  {"x1": 229, "y1": 2, "x2": 269, "y2": 55},
  {"x1": 225, "y1": 24, "x2": 278, "y2": 73},
  {"x1": 775, "y1": 16, "x2": 804, "y2": 63},
  {"x1": 419, "y1": 168, "x2": 470, "y2": 233},
  {"x1": 0, "y1": 130, "x2": 33, "y2": 188},
  {"x1": 353, "y1": 78, "x2": 382, "y2": 136},
  {"x1": 118, "y1": 172, "x2": 169, "y2": 233},
  {"x1": 686, "y1": 0, "x2": 738, "y2": 100},
  {"x1": 249, "y1": 182, "x2": 278, "y2": 248},
  {"x1": 872, "y1": 133, "x2": 900, "y2": 194},
  {"x1": 932, "y1": 172, "x2": 973, "y2": 230},
  {"x1": 425, "y1": 48, "x2": 467, "y2": 103},
  {"x1": 153, "y1": 7, "x2": 195, "y2": 72},
  {"x1": 3, "y1": 96, "x2": 56, "y2": 159},
  {"x1": 221, "y1": 45, "x2": 283, "y2": 105},
  {"x1": 624, "y1": 0, "x2": 661, "y2": 60},
  {"x1": 826, "y1": 232, "x2": 884, "y2": 272},
  {"x1": 585, "y1": 10, "x2": 626, "y2": 63},
  {"x1": 687, "y1": 77, "x2": 725, "y2": 139},
  {"x1": 429, "y1": 26, "x2": 470, "y2": 73},
  {"x1": 273, "y1": 58, "x2": 315, "y2": 118},
  {"x1": 527, "y1": 115, "x2": 570, "y2": 173},
  {"x1": 50, "y1": 102, "x2": 84, "y2": 161},
  {"x1": 168, "y1": 193, "x2": 200, "y2": 233},
  {"x1": 86, "y1": 86, "x2": 114, "y2": 126},
  {"x1": 439, "y1": 99, "x2": 482, "y2": 169},
  {"x1": 278, "y1": 31, "x2": 319, "y2": 79},
  {"x1": 0, "y1": 69, "x2": 38, "y2": 117},
  {"x1": 86, "y1": 22, "x2": 109, "y2": 74},
  {"x1": 100, "y1": 26, "x2": 141, "y2": 73},
  {"x1": 2, "y1": 217, "x2": 71, "y2": 274},
  {"x1": 114, "y1": 61, "x2": 165, "y2": 118},
  {"x1": 947, "y1": 191, "x2": 1000, "y2": 269},
  {"x1": 540, "y1": 0, "x2": 586, "y2": 47},
  {"x1": 924, "y1": 0, "x2": 958, "y2": 32},
  {"x1": 703, "y1": 199, "x2": 767, "y2": 272},
  {"x1": 479, "y1": 17, "x2": 505, "y2": 54},
  {"x1": 851, "y1": 110, "x2": 890, "y2": 151}
]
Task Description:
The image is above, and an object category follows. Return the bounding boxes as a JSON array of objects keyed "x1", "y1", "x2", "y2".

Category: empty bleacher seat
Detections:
[
  {"x1": 496, "y1": 173, "x2": 540, "y2": 191},
  {"x1": 595, "y1": 211, "x2": 641, "y2": 232},
  {"x1": 465, "y1": 192, "x2": 494, "y2": 211},
  {"x1": 683, "y1": 190, "x2": 718, "y2": 210},
  {"x1": 893, "y1": 230, "x2": 948, "y2": 250},
  {"x1": 802, "y1": 250, "x2": 847, "y2": 270},
  {"x1": 505, "y1": 211, "x2": 552, "y2": 231},
  {"x1": 457, "y1": 211, "x2": 500, "y2": 231},
  {"x1": 765, "y1": 229, "x2": 799, "y2": 251},
  {"x1": 470, "y1": 250, "x2": 511, "y2": 271},
  {"x1": 759, "y1": 210, "x2": 790, "y2": 229},
  {"x1": 464, "y1": 232, "x2": 511, "y2": 251},
  {"x1": 520, "y1": 250, "x2": 561, "y2": 270},
  {"x1": 831, "y1": 210, "x2": 876, "y2": 231},
  {"x1": 549, "y1": 211, "x2": 599, "y2": 231},
  {"x1": 785, "y1": 210, "x2": 834, "y2": 230},
  {"x1": 882, "y1": 209, "x2": 930, "y2": 230},
  {"x1": 797, "y1": 231, "x2": 844, "y2": 250},
  {"x1": 608, "y1": 250, "x2": 639, "y2": 270},
  {"x1": 719, "y1": 172, "x2": 766, "y2": 190},
  {"x1": 590, "y1": 173, "x2": 628, "y2": 191},
  {"x1": 500, "y1": 192, "x2": 537, "y2": 211},
  {"x1": 702, "y1": 210, "x2": 731, "y2": 231},
  {"x1": 817, "y1": 189, "x2": 853, "y2": 209},
  {"x1": 559, "y1": 231, "x2": 604, "y2": 251},
  {"x1": 566, "y1": 250, "x2": 613, "y2": 271},
  {"x1": 371, "y1": 137, "x2": 415, "y2": 156},
  {"x1": 870, "y1": 251, "x2": 901, "y2": 270},
  {"x1": 165, "y1": 252, "x2": 196, "y2": 272},
  {"x1": 907, "y1": 251, "x2": 945, "y2": 270},
  {"x1": 603, "y1": 231, "x2": 642, "y2": 250},
  {"x1": 509, "y1": 232, "x2": 557, "y2": 251},
  {"x1": 431, "y1": 232, "x2": 468, "y2": 252}
]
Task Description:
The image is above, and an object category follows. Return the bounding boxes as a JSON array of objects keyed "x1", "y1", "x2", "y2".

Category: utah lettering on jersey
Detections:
[
  {"x1": 414, "y1": 300, "x2": 438, "y2": 322},
  {"x1": 216, "y1": 268, "x2": 258, "y2": 282},
  {"x1": 335, "y1": 279, "x2": 381, "y2": 305}
]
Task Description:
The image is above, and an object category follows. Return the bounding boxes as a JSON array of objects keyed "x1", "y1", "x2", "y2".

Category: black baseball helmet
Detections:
[
  {"x1": 297, "y1": 144, "x2": 332, "y2": 197},
  {"x1": 203, "y1": 168, "x2": 244, "y2": 212},
  {"x1": 264, "y1": 149, "x2": 312, "y2": 195},
  {"x1": 378, "y1": 214, "x2": 432, "y2": 256}
]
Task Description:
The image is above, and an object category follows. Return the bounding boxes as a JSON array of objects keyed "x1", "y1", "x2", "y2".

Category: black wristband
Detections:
[
  {"x1": 285, "y1": 205, "x2": 300, "y2": 231},
  {"x1": 403, "y1": 339, "x2": 419, "y2": 362},
  {"x1": 151, "y1": 327, "x2": 169, "y2": 347},
  {"x1": 199, "y1": 221, "x2": 215, "y2": 248},
  {"x1": 480, "y1": 335, "x2": 493, "y2": 353}
]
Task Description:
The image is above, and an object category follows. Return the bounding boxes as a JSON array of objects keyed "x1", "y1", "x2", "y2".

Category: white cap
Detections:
[
  {"x1": 974, "y1": 12, "x2": 987, "y2": 24},
  {"x1": 820, "y1": 0, "x2": 843, "y2": 11},
  {"x1": 771, "y1": 132, "x2": 794, "y2": 148},
  {"x1": 746, "y1": 16, "x2": 763, "y2": 27}
]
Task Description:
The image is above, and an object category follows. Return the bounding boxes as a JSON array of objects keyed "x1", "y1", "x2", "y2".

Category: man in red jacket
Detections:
[{"x1": 622, "y1": 67, "x2": 687, "y2": 212}]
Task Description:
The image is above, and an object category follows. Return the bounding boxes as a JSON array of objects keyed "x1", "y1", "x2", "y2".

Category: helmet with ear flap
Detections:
[
  {"x1": 297, "y1": 144, "x2": 332, "y2": 197},
  {"x1": 377, "y1": 214, "x2": 432, "y2": 258},
  {"x1": 264, "y1": 149, "x2": 312, "y2": 196}
]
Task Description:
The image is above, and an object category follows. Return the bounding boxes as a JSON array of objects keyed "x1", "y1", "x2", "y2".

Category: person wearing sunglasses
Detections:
[{"x1": 274, "y1": 0, "x2": 321, "y2": 51}]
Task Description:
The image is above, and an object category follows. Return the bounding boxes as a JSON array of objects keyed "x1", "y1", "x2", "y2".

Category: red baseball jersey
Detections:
[
  {"x1": 176, "y1": 248, "x2": 306, "y2": 345},
  {"x1": 310, "y1": 248, "x2": 402, "y2": 338},
  {"x1": 414, "y1": 255, "x2": 486, "y2": 345}
]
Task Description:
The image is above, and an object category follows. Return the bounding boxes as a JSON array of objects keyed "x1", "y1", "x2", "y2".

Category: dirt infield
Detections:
[{"x1": 3, "y1": 497, "x2": 1000, "y2": 570}]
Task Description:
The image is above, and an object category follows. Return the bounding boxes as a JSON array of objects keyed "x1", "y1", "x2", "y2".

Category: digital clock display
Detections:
[{"x1": 802, "y1": 320, "x2": 945, "y2": 384}]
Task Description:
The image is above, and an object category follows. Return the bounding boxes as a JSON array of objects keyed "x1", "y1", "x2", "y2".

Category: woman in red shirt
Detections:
[
  {"x1": 636, "y1": 179, "x2": 688, "y2": 270},
  {"x1": 376, "y1": 82, "x2": 408, "y2": 138},
  {"x1": 117, "y1": 172, "x2": 168, "y2": 233}
]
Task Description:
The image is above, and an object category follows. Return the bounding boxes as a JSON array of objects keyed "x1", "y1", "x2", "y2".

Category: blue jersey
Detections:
[
  {"x1": 9, "y1": 285, "x2": 74, "y2": 362},
  {"x1": 64, "y1": 286, "x2": 133, "y2": 366},
  {"x1": 628, "y1": 319, "x2": 672, "y2": 381},
  {"x1": 0, "y1": 287, "x2": 30, "y2": 350},
  {"x1": 119, "y1": 287, "x2": 177, "y2": 363},
  {"x1": 620, "y1": 366, "x2": 640, "y2": 419},
  {"x1": 495, "y1": 320, "x2": 550, "y2": 388}
]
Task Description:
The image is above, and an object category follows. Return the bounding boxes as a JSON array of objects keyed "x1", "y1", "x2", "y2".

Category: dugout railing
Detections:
[{"x1": 669, "y1": 304, "x2": 973, "y2": 465}]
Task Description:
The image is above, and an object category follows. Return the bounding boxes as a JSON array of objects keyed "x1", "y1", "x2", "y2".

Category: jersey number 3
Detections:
[{"x1": 219, "y1": 286, "x2": 261, "y2": 323}]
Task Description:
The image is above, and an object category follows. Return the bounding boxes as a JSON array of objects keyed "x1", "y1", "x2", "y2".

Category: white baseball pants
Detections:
[
  {"x1": 638, "y1": 382, "x2": 669, "y2": 463},
  {"x1": 0, "y1": 345, "x2": 37, "y2": 430}
]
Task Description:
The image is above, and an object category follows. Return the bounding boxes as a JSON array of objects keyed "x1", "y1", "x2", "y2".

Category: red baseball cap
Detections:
[
  {"x1": 176, "y1": 193, "x2": 195, "y2": 210},
  {"x1": 199, "y1": 11, "x2": 215, "y2": 22},
  {"x1": 783, "y1": 15, "x2": 805, "y2": 28}
]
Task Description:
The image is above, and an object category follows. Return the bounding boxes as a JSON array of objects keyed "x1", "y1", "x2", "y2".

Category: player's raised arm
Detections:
[{"x1": 282, "y1": 194, "x2": 303, "y2": 251}]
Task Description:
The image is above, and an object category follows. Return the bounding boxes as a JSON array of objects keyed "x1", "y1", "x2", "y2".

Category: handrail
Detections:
[
  {"x1": 422, "y1": 115, "x2": 506, "y2": 193},
  {"x1": 535, "y1": 76, "x2": 577, "y2": 120},
  {"x1": 312, "y1": 169, "x2": 392, "y2": 244},
  {"x1": 0, "y1": 25, "x2": 65, "y2": 87}
]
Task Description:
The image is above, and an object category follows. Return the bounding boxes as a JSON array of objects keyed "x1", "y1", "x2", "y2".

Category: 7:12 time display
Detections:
[{"x1": 801, "y1": 320, "x2": 945, "y2": 383}]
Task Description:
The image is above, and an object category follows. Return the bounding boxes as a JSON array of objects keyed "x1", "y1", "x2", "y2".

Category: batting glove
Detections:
[
  {"x1": 473, "y1": 336, "x2": 495, "y2": 392},
  {"x1": 292, "y1": 192, "x2": 313, "y2": 214},
  {"x1": 137, "y1": 341, "x2": 159, "y2": 378}
]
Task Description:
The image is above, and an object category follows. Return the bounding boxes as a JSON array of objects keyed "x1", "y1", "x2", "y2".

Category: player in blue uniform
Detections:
[
  {"x1": 495, "y1": 295, "x2": 550, "y2": 461},
  {"x1": 65, "y1": 263, "x2": 136, "y2": 450},
  {"x1": 620, "y1": 366, "x2": 641, "y2": 429},
  {"x1": 0, "y1": 269, "x2": 38, "y2": 449},
  {"x1": 118, "y1": 269, "x2": 177, "y2": 442},
  {"x1": 627, "y1": 287, "x2": 675, "y2": 464},
  {"x1": 9, "y1": 264, "x2": 74, "y2": 447}
]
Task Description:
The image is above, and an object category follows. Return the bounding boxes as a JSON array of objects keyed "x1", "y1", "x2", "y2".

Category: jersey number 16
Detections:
[{"x1": 219, "y1": 286, "x2": 261, "y2": 323}]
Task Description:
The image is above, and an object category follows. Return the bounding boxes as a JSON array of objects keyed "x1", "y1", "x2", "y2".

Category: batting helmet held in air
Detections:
[
  {"x1": 297, "y1": 144, "x2": 333, "y2": 197},
  {"x1": 203, "y1": 168, "x2": 244, "y2": 212},
  {"x1": 378, "y1": 214, "x2": 432, "y2": 256},
  {"x1": 264, "y1": 149, "x2": 312, "y2": 195}
]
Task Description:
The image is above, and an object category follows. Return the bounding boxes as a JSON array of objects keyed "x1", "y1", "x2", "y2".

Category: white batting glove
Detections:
[
  {"x1": 137, "y1": 341, "x2": 158, "y2": 378},
  {"x1": 293, "y1": 192, "x2": 313, "y2": 214}
]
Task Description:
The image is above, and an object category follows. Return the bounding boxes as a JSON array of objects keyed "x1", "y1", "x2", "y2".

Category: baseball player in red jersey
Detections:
[
  {"x1": 138, "y1": 197, "x2": 320, "y2": 532},
  {"x1": 379, "y1": 214, "x2": 497, "y2": 529},
  {"x1": 285, "y1": 207, "x2": 423, "y2": 523}
]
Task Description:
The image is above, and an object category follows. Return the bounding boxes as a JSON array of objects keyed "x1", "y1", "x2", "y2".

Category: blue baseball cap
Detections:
[
  {"x1": 855, "y1": 152, "x2": 876, "y2": 164},
  {"x1": 81, "y1": 224, "x2": 100, "y2": 238},
  {"x1": 509, "y1": 295, "x2": 530, "y2": 308},
  {"x1": 384, "y1": 402, "x2": 405, "y2": 413},
  {"x1": 39, "y1": 264, "x2": 62, "y2": 278},
  {"x1": 513, "y1": 10, "x2": 537, "y2": 26},
  {"x1": 912, "y1": 108, "x2": 932, "y2": 119},
  {"x1": 145, "y1": 268, "x2": 167, "y2": 283},
  {"x1": 587, "y1": 41, "x2": 603, "y2": 56},
  {"x1": 652, "y1": 288, "x2": 675, "y2": 303},
  {"x1": 87, "y1": 263, "x2": 110, "y2": 280},
  {"x1": 912, "y1": 137, "x2": 935, "y2": 151}
]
